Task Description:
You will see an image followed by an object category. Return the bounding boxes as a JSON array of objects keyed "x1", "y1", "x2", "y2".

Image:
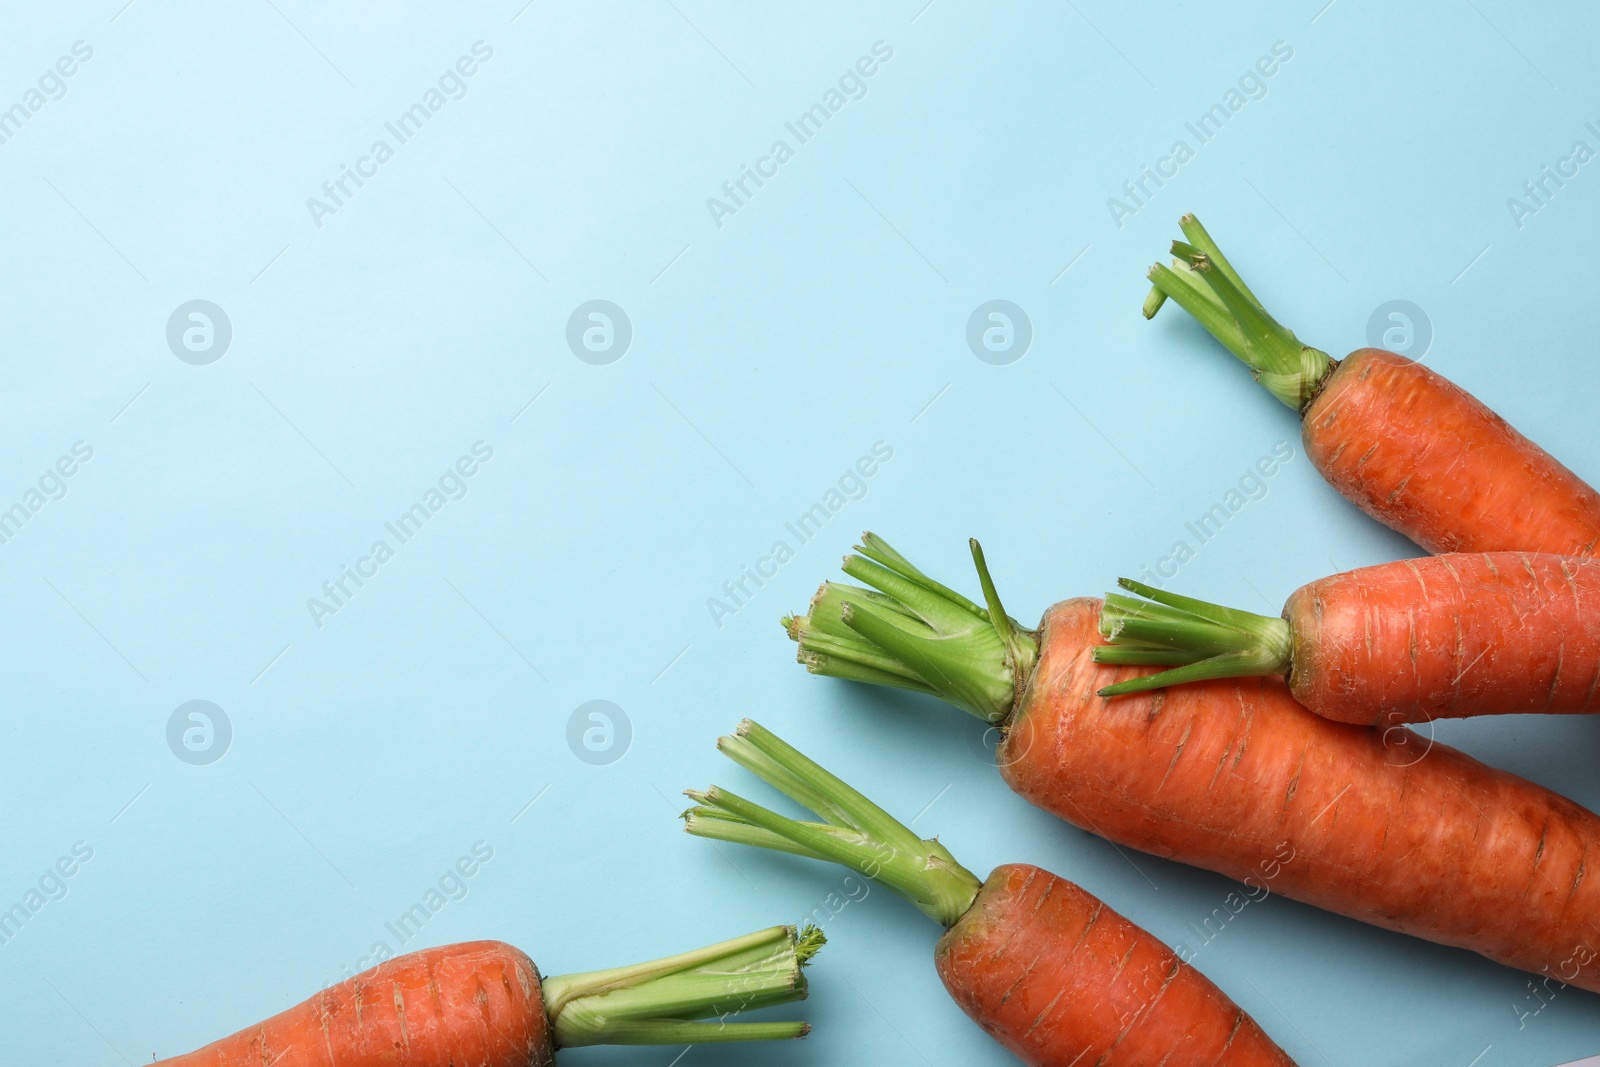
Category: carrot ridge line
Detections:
[
  {"x1": 1093, "y1": 577, "x2": 1292, "y2": 696},
  {"x1": 541, "y1": 922, "x2": 822, "y2": 1047},
  {"x1": 784, "y1": 533, "x2": 1038, "y2": 724},
  {"x1": 684, "y1": 719, "x2": 983, "y2": 928}
]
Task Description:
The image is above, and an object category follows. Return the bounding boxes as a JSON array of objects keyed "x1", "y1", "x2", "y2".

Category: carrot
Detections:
[
  {"x1": 1094, "y1": 552, "x2": 1600, "y2": 724},
  {"x1": 153, "y1": 942, "x2": 550, "y2": 1067},
  {"x1": 152, "y1": 927, "x2": 822, "y2": 1065},
  {"x1": 1143, "y1": 215, "x2": 1600, "y2": 556},
  {"x1": 685, "y1": 719, "x2": 1297, "y2": 1067},
  {"x1": 786, "y1": 533, "x2": 1600, "y2": 991}
]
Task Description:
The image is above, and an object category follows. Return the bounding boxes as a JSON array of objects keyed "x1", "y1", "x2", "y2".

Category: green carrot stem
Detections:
[
  {"x1": 1189, "y1": 255, "x2": 1293, "y2": 369},
  {"x1": 1090, "y1": 644, "x2": 1216, "y2": 667},
  {"x1": 1143, "y1": 214, "x2": 1336, "y2": 411},
  {"x1": 684, "y1": 720, "x2": 982, "y2": 928},
  {"x1": 686, "y1": 785, "x2": 892, "y2": 876},
  {"x1": 567, "y1": 1020, "x2": 812, "y2": 1045},
  {"x1": 1093, "y1": 577, "x2": 1292, "y2": 697},
  {"x1": 543, "y1": 923, "x2": 822, "y2": 1047},
  {"x1": 784, "y1": 534, "x2": 1037, "y2": 724},
  {"x1": 839, "y1": 598, "x2": 1012, "y2": 720},
  {"x1": 971, "y1": 539, "x2": 1030, "y2": 673},
  {"x1": 1146, "y1": 262, "x2": 1249, "y2": 361},
  {"x1": 681, "y1": 806, "x2": 832, "y2": 859},
  {"x1": 1176, "y1": 214, "x2": 1264, "y2": 309},
  {"x1": 794, "y1": 651, "x2": 939, "y2": 696},
  {"x1": 784, "y1": 623, "x2": 923, "y2": 683},
  {"x1": 1142, "y1": 284, "x2": 1169, "y2": 317},
  {"x1": 856, "y1": 531, "x2": 988, "y2": 618}
]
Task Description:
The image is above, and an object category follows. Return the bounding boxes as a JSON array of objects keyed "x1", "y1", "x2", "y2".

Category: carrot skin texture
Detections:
[
  {"x1": 1000, "y1": 599, "x2": 1600, "y2": 991},
  {"x1": 936, "y1": 864, "x2": 1296, "y2": 1067},
  {"x1": 1287, "y1": 552, "x2": 1600, "y2": 724},
  {"x1": 152, "y1": 940, "x2": 554, "y2": 1067},
  {"x1": 1302, "y1": 349, "x2": 1600, "y2": 556}
]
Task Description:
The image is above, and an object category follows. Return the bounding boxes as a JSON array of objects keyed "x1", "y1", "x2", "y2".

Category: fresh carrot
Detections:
[
  {"x1": 1143, "y1": 215, "x2": 1600, "y2": 556},
  {"x1": 787, "y1": 533, "x2": 1600, "y2": 990},
  {"x1": 152, "y1": 926, "x2": 821, "y2": 1065},
  {"x1": 685, "y1": 719, "x2": 1297, "y2": 1067},
  {"x1": 1094, "y1": 552, "x2": 1600, "y2": 724}
]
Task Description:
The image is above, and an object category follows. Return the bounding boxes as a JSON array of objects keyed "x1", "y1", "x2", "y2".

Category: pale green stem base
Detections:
[
  {"x1": 784, "y1": 534, "x2": 1037, "y2": 725},
  {"x1": 543, "y1": 923, "x2": 822, "y2": 1047}
]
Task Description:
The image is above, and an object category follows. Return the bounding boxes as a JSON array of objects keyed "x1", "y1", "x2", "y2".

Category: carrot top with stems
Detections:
[
  {"x1": 1092, "y1": 577, "x2": 1291, "y2": 697},
  {"x1": 683, "y1": 719, "x2": 982, "y2": 926},
  {"x1": 154, "y1": 928, "x2": 825, "y2": 1067},
  {"x1": 1145, "y1": 214, "x2": 1335, "y2": 411},
  {"x1": 784, "y1": 535, "x2": 1285, "y2": 707},
  {"x1": 543, "y1": 923, "x2": 824, "y2": 1046},
  {"x1": 782, "y1": 534, "x2": 1036, "y2": 725},
  {"x1": 683, "y1": 721, "x2": 1303, "y2": 1067}
]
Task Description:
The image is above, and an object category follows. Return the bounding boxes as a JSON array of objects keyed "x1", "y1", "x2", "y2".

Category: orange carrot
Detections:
[
  {"x1": 787, "y1": 534, "x2": 1600, "y2": 991},
  {"x1": 940, "y1": 865, "x2": 1293, "y2": 1066},
  {"x1": 1143, "y1": 216, "x2": 1600, "y2": 556},
  {"x1": 1305, "y1": 350, "x2": 1600, "y2": 555},
  {"x1": 155, "y1": 942, "x2": 550, "y2": 1067},
  {"x1": 686, "y1": 720, "x2": 1297, "y2": 1067},
  {"x1": 1096, "y1": 552, "x2": 1600, "y2": 724},
  {"x1": 152, "y1": 929, "x2": 821, "y2": 1065}
]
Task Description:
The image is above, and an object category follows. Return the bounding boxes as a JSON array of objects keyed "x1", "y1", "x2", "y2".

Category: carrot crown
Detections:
[
  {"x1": 684, "y1": 719, "x2": 984, "y2": 928},
  {"x1": 541, "y1": 922, "x2": 824, "y2": 1047},
  {"x1": 783, "y1": 533, "x2": 1037, "y2": 724},
  {"x1": 1092, "y1": 577, "x2": 1291, "y2": 696},
  {"x1": 1144, "y1": 214, "x2": 1335, "y2": 411}
]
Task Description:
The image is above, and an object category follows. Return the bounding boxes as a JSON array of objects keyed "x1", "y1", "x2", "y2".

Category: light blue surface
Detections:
[{"x1": 3, "y1": 2, "x2": 1600, "y2": 1064}]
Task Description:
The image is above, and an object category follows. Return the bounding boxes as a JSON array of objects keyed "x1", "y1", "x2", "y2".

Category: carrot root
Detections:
[
  {"x1": 937, "y1": 864, "x2": 1296, "y2": 1067},
  {"x1": 686, "y1": 722, "x2": 1297, "y2": 1066},
  {"x1": 1003, "y1": 598, "x2": 1600, "y2": 991},
  {"x1": 1305, "y1": 349, "x2": 1600, "y2": 556},
  {"x1": 1096, "y1": 553, "x2": 1600, "y2": 724},
  {"x1": 152, "y1": 941, "x2": 551, "y2": 1067}
]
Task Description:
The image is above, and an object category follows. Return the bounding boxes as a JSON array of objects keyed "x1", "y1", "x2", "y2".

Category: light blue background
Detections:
[{"x1": 3, "y1": 1, "x2": 1600, "y2": 1064}]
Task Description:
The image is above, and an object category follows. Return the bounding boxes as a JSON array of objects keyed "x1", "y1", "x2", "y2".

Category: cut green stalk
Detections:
[
  {"x1": 684, "y1": 719, "x2": 983, "y2": 928},
  {"x1": 971, "y1": 539, "x2": 1032, "y2": 675},
  {"x1": 1091, "y1": 644, "x2": 1214, "y2": 667},
  {"x1": 1143, "y1": 213, "x2": 1336, "y2": 411},
  {"x1": 785, "y1": 534, "x2": 1037, "y2": 724},
  {"x1": 543, "y1": 923, "x2": 822, "y2": 1047},
  {"x1": 1171, "y1": 215, "x2": 1262, "y2": 307},
  {"x1": 1146, "y1": 261, "x2": 1247, "y2": 359},
  {"x1": 1141, "y1": 284, "x2": 1168, "y2": 318},
  {"x1": 1093, "y1": 577, "x2": 1292, "y2": 697}
]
